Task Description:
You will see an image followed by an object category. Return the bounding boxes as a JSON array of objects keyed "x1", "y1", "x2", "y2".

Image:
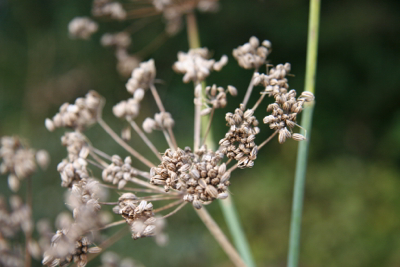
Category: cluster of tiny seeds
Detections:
[
  {"x1": 142, "y1": 112, "x2": 175, "y2": 133},
  {"x1": 92, "y1": 0, "x2": 126, "y2": 20},
  {"x1": 0, "y1": 195, "x2": 32, "y2": 238},
  {"x1": 43, "y1": 233, "x2": 101, "y2": 267},
  {"x1": 45, "y1": 91, "x2": 102, "y2": 132},
  {"x1": 113, "y1": 89, "x2": 145, "y2": 120},
  {"x1": 57, "y1": 132, "x2": 90, "y2": 188},
  {"x1": 102, "y1": 155, "x2": 138, "y2": 189},
  {"x1": 173, "y1": 48, "x2": 228, "y2": 83},
  {"x1": 254, "y1": 63, "x2": 315, "y2": 143},
  {"x1": 113, "y1": 193, "x2": 157, "y2": 239},
  {"x1": 203, "y1": 84, "x2": 237, "y2": 110},
  {"x1": 125, "y1": 59, "x2": 156, "y2": 94},
  {"x1": 150, "y1": 147, "x2": 229, "y2": 209},
  {"x1": 219, "y1": 104, "x2": 259, "y2": 168},
  {"x1": 264, "y1": 90, "x2": 314, "y2": 143},
  {"x1": 69, "y1": 179, "x2": 102, "y2": 219},
  {"x1": 0, "y1": 137, "x2": 46, "y2": 192},
  {"x1": 233, "y1": 36, "x2": 271, "y2": 69},
  {"x1": 68, "y1": 17, "x2": 98, "y2": 40}
]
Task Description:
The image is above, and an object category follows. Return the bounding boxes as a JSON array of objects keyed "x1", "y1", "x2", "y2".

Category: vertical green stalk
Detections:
[
  {"x1": 186, "y1": 12, "x2": 255, "y2": 267},
  {"x1": 287, "y1": 1, "x2": 320, "y2": 267}
]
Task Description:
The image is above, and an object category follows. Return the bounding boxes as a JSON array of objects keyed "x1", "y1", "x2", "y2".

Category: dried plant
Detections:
[{"x1": 40, "y1": 33, "x2": 314, "y2": 266}]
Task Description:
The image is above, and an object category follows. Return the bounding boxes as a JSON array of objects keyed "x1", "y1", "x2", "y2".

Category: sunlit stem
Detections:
[
  {"x1": 153, "y1": 200, "x2": 184, "y2": 213},
  {"x1": 161, "y1": 202, "x2": 187, "y2": 219},
  {"x1": 258, "y1": 130, "x2": 279, "y2": 150},
  {"x1": 98, "y1": 117, "x2": 155, "y2": 168},
  {"x1": 150, "y1": 84, "x2": 178, "y2": 149},
  {"x1": 128, "y1": 118, "x2": 162, "y2": 160},
  {"x1": 195, "y1": 207, "x2": 247, "y2": 267},
  {"x1": 242, "y1": 69, "x2": 258, "y2": 109}
]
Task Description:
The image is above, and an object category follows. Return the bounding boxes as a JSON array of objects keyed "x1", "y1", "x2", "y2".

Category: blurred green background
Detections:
[{"x1": 1, "y1": 0, "x2": 400, "y2": 266}]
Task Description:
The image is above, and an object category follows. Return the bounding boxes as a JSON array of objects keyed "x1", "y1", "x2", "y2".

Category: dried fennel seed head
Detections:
[{"x1": 150, "y1": 146, "x2": 229, "y2": 209}]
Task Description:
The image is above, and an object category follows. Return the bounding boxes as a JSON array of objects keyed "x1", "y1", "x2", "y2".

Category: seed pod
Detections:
[{"x1": 206, "y1": 185, "x2": 219, "y2": 198}]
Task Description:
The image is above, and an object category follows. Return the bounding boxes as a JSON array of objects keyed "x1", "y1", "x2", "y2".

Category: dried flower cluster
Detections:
[
  {"x1": 102, "y1": 155, "x2": 139, "y2": 189},
  {"x1": 233, "y1": 36, "x2": 271, "y2": 70},
  {"x1": 68, "y1": 17, "x2": 99, "y2": 39},
  {"x1": 1, "y1": 136, "x2": 49, "y2": 192},
  {"x1": 219, "y1": 105, "x2": 259, "y2": 168},
  {"x1": 173, "y1": 48, "x2": 228, "y2": 83},
  {"x1": 150, "y1": 147, "x2": 229, "y2": 209},
  {"x1": 92, "y1": 0, "x2": 126, "y2": 20},
  {"x1": 45, "y1": 91, "x2": 102, "y2": 132}
]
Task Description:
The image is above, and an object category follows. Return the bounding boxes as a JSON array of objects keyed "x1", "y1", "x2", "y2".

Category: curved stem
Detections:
[
  {"x1": 258, "y1": 130, "x2": 279, "y2": 150},
  {"x1": 195, "y1": 207, "x2": 247, "y2": 267}
]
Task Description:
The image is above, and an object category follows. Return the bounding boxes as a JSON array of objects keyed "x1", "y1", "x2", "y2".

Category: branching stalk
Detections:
[
  {"x1": 128, "y1": 119, "x2": 162, "y2": 160},
  {"x1": 242, "y1": 70, "x2": 258, "y2": 109}
]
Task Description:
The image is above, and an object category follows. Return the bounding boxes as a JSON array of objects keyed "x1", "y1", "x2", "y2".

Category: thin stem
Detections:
[
  {"x1": 153, "y1": 199, "x2": 183, "y2": 213},
  {"x1": 99, "y1": 202, "x2": 118, "y2": 205},
  {"x1": 242, "y1": 69, "x2": 258, "y2": 109},
  {"x1": 96, "y1": 220, "x2": 126, "y2": 231},
  {"x1": 99, "y1": 183, "x2": 166, "y2": 194},
  {"x1": 87, "y1": 159, "x2": 105, "y2": 170},
  {"x1": 258, "y1": 130, "x2": 279, "y2": 150},
  {"x1": 98, "y1": 117, "x2": 155, "y2": 168},
  {"x1": 162, "y1": 130, "x2": 176, "y2": 151},
  {"x1": 90, "y1": 147, "x2": 112, "y2": 161},
  {"x1": 251, "y1": 93, "x2": 266, "y2": 111},
  {"x1": 161, "y1": 202, "x2": 187, "y2": 219},
  {"x1": 89, "y1": 151, "x2": 108, "y2": 168},
  {"x1": 227, "y1": 164, "x2": 238, "y2": 173},
  {"x1": 201, "y1": 107, "x2": 215, "y2": 146},
  {"x1": 150, "y1": 84, "x2": 178, "y2": 149},
  {"x1": 128, "y1": 177, "x2": 167, "y2": 193},
  {"x1": 287, "y1": 0, "x2": 320, "y2": 266},
  {"x1": 141, "y1": 196, "x2": 180, "y2": 202},
  {"x1": 219, "y1": 195, "x2": 256, "y2": 267},
  {"x1": 195, "y1": 207, "x2": 247, "y2": 267},
  {"x1": 128, "y1": 119, "x2": 162, "y2": 160}
]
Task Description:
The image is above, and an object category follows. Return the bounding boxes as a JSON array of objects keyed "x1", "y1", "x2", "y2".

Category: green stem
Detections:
[
  {"x1": 185, "y1": 11, "x2": 255, "y2": 267},
  {"x1": 287, "y1": 0, "x2": 320, "y2": 266}
]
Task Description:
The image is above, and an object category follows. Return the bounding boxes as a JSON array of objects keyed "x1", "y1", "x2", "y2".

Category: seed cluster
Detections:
[
  {"x1": 45, "y1": 91, "x2": 102, "y2": 132},
  {"x1": 68, "y1": 179, "x2": 102, "y2": 220},
  {"x1": 150, "y1": 147, "x2": 229, "y2": 209},
  {"x1": 57, "y1": 132, "x2": 90, "y2": 188},
  {"x1": 113, "y1": 193, "x2": 157, "y2": 239},
  {"x1": 113, "y1": 89, "x2": 145, "y2": 120},
  {"x1": 255, "y1": 64, "x2": 315, "y2": 143},
  {"x1": 142, "y1": 112, "x2": 175, "y2": 133},
  {"x1": 204, "y1": 84, "x2": 237, "y2": 109},
  {"x1": 233, "y1": 36, "x2": 271, "y2": 69},
  {"x1": 173, "y1": 48, "x2": 228, "y2": 83},
  {"x1": 219, "y1": 104, "x2": 259, "y2": 168},
  {"x1": 43, "y1": 233, "x2": 101, "y2": 267},
  {"x1": 0, "y1": 195, "x2": 32, "y2": 238},
  {"x1": 125, "y1": 59, "x2": 156, "y2": 94},
  {"x1": 92, "y1": 0, "x2": 126, "y2": 20},
  {"x1": 68, "y1": 17, "x2": 98, "y2": 40},
  {"x1": 102, "y1": 155, "x2": 139, "y2": 189},
  {"x1": 0, "y1": 137, "x2": 38, "y2": 192}
]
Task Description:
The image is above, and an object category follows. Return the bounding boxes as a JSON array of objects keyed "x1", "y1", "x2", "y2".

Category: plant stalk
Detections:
[
  {"x1": 287, "y1": 0, "x2": 320, "y2": 266},
  {"x1": 185, "y1": 11, "x2": 255, "y2": 267}
]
